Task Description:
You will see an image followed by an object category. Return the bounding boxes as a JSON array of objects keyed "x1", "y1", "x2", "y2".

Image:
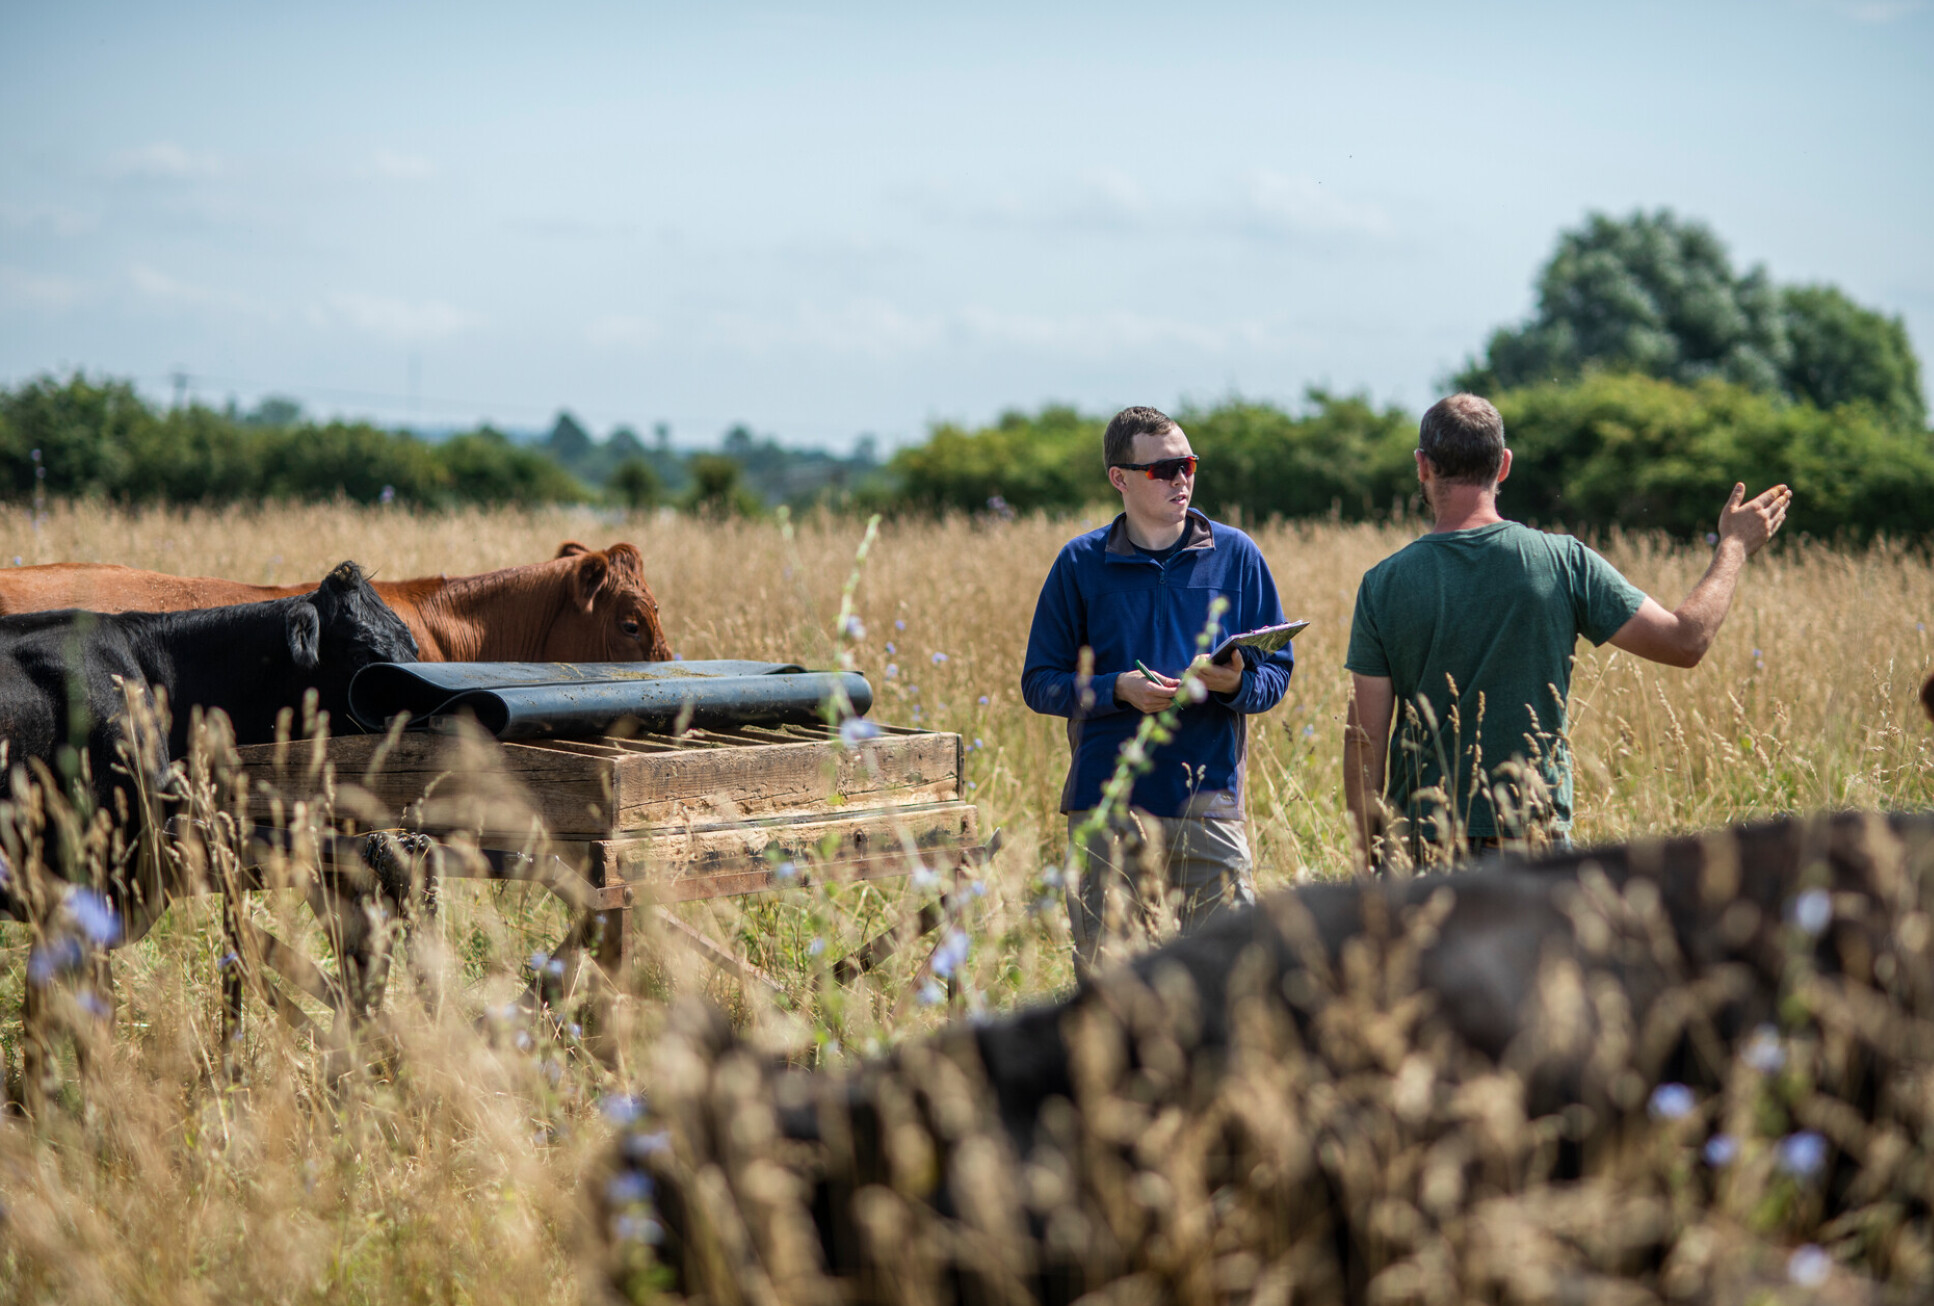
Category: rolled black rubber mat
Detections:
[{"x1": 347, "y1": 660, "x2": 872, "y2": 739}]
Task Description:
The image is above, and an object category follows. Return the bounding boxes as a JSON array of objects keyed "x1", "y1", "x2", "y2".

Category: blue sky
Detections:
[{"x1": 2, "y1": 1, "x2": 1929, "y2": 450}]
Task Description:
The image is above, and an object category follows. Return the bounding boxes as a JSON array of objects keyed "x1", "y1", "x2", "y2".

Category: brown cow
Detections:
[{"x1": 0, "y1": 542, "x2": 671, "y2": 663}]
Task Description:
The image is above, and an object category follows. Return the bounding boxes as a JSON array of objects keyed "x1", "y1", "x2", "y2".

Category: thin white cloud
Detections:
[
  {"x1": 1811, "y1": 0, "x2": 1927, "y2": 20},
  {"x1": 108, "y1": 142, "x2": 223, "y2": 180},
  {"x1": 128, "y1": 263, "x2": 260, "y2": 314},
  {"x1": 321, "y1": 291, "x2": 482, "y2": 342},
  {"x1": 907, "y1": 167, "x2": 1392, "y2": 243},
  {"x1": 371, "y1": 148, "x2": 435, "y2": 180},
  {"x1": 689, "y1": 298, "x2": 1299, "y2": 362},
  {"x1": 585, "y1": 313, "x2": 662, "y2": 351},
  {"x1": 0, "y1": 202, "x2": 98, "y2": 238},
  {"x1": 508, "y1": 216, "x2": 641, "y2": 240},
  {"x1": 954, "y1": 306, "x2": 1288, "y2": 360},
  {"x1": 1239, "y1": 169, "x2": 1394, "y2": 238},
  {"x1": 0, "y1": 266, "x2": 91, "y2": 310},
  {"x1": 911, "y1": 167, "x2": 1156, "y2": 234}
]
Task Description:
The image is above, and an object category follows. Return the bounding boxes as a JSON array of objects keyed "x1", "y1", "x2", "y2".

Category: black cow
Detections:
[
  {"x1": 611, "y1": 812, "x2": 1934, "y2": 1303},
  {"x1": 0, "y1": 560, "x2": 416, "y2": 940}
]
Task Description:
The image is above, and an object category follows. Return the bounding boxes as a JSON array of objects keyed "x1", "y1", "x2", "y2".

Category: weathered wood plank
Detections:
[
  {"x1": 236, "y1": 727, "x2": 964, "y2": 837},
  {"x1": 588, "y1": 801, "x2": 978, "y2": 897}
]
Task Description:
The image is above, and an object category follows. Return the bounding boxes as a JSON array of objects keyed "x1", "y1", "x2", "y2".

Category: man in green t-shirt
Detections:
[{"x1": 1343, "y1": 394, "x2": 1791, "y2": 865}]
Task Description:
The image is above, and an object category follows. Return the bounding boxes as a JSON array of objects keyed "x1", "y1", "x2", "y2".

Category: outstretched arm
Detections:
[
  {"x1": 1609, "y1": 482, "x2": 1792, "y2": 669},
  {"x1": 1344, "y1": 673, "x2": 1395, "y2": 869}
]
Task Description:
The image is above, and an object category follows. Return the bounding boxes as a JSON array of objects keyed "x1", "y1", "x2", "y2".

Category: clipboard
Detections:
[{"x1": 1209, "y1": 619, "x2": 1310, "y2": 665}]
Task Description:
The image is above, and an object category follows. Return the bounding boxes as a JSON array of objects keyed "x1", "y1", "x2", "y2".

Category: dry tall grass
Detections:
[{"x1": 1, "y1": 499, "x2": 1931, "y2": 1303}]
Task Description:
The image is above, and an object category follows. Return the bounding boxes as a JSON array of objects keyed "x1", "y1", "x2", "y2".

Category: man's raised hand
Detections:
[{"x1": 1718, "y1": 482, "x2": 1792, "y2": 557}]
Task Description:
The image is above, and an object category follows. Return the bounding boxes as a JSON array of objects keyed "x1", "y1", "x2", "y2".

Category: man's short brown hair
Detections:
[
  {"x1": 1419, "y1": 394, "x2": 1507, "y2": 486},
  {"x1": 1103, "y1": 406, "x2": 1178, "y2": 471}
]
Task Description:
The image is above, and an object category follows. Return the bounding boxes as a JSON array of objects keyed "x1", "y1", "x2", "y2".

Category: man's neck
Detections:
[
  {"x1": 1428, "y1": 487, "x2": 1507, "y2": 534},
  {"x1": 1123, "y1": 510, "x2": 1188, "y2": 551}
]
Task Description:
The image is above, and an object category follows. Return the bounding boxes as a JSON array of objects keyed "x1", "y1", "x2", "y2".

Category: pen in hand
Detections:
[{"x1": 1136, "y1": 660, "x2": 1159, "y2": 683}]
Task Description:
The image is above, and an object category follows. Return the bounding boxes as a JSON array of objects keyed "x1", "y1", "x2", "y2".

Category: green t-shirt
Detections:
[{"x1": 1344, "y1": 521, "x2": 1646, "y2": 839}]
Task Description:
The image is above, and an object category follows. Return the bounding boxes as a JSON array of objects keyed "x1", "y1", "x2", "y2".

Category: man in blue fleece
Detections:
[{"x1": 1022, "y1": 405, "x2": 1295, "y2": 966}]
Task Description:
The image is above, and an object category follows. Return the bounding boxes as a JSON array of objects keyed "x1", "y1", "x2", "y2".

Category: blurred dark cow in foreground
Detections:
[
  {"x1": 608, "y1": 813, "x2": 1934, "y2": 1304},
  {"x1": 0, "y1": 541, "x2": 670, "y2": 663},
  {"x1": 0, "y1": 561, "x2": 417, "y2": 942}
]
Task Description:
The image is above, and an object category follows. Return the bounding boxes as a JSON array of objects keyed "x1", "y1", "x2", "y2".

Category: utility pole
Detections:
[{"x1": 171, "y1": 370, "x2": 189, "y2": 411}]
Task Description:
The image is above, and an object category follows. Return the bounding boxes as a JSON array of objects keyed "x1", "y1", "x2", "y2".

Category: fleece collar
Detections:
[{"x1": 1104, "y1": 508, "x2": 1216, "y2": 559}]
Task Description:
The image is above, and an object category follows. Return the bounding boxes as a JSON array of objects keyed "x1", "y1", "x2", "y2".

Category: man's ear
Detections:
[
  {"x1": 1107, "y1": 467, "x2": 1127, "y2": 495},
  {"x1": 287, "y1": 603, "x2": 322, "y2": 669},
  {"x1": 1495, "y1": 447, "x2": 1513, "y2": 487},
  {"x1": 573, "y1": 552, "x2": 609, "y2": 612}
]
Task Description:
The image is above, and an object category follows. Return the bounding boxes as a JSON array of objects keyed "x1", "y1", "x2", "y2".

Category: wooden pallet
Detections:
[{"x1": 235, "y1": 721, "x2": 981, "y2": 983}]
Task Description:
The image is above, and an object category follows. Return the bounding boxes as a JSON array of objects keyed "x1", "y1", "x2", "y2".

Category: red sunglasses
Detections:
[{"x1": 1112, "y1": 455, "x2": 1198, "y2": 481}]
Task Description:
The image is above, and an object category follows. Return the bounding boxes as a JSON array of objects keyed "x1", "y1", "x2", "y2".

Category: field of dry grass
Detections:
[{"x1": 2, "y1": 499, "x2": 1932, "y2": 1302}]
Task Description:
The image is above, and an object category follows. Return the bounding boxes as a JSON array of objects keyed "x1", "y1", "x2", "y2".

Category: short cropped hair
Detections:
[
  {"x1": 1103, "y1": 406, "x2": 1178, "y2": 471},
  {"x1": 1418, "y1": 394, "x2": 1507, "y2": 485}
]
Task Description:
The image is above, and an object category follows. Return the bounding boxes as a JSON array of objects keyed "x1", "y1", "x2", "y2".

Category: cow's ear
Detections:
[
  {"x1": 555, "y1": 541, "x2": 590, "y2": 559},
  {"x1": 573, "y1": 553, "x2": 609, "y2": 612},
  {"x1": 287, "y1": 603, "x2": 322, "y2": 669},
  {"x1": 606, "y1": 542, "x2": 643, "y2": 578}
]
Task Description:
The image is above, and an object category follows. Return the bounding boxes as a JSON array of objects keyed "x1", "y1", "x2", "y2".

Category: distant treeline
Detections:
[
  {"x1": 890, "y1": 374, "x2": 1934, "y2": 540},
  {"x1": 0, "y1": 374, "x2": 582, "y2": 508},
  {"x1": 0, "y1": 374, "x2": 888, "y2": 513},
  {"x1": 893, "y1": 208, "x2": 1931, "y2": 541},
  {"x1": 8, "y1": 370, "x2": 1931, "y2": 540},
  {"x1": 5, "y1": 210, "x2": 1926, "y2": 536}
]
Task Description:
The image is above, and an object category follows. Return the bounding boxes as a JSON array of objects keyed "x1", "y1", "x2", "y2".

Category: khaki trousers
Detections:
[{"x1": 1064, "y1": 810, "x2": 1256, "y2": 970}]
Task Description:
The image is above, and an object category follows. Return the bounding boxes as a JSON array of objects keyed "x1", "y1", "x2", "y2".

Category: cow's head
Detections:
[
  {"x1": 547, "y1": 542, "x2": 673, "y2": 662},
  {"x1": 288, "y1": 561, "x2": 419, "y2": 679}
]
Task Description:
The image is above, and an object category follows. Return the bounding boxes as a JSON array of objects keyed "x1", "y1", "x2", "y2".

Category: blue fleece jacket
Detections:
[{"x1": 1021, "y1": 510, "x2": 1295, "y2": 819}]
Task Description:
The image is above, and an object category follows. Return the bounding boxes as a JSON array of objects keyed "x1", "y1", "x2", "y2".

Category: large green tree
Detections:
[
  {"x1": 1456, "y1": 210, "x2": 1925, "y2": 428},
  {"x1": 1780, "y1": 284, "x2": 1925, "y2": 428}
]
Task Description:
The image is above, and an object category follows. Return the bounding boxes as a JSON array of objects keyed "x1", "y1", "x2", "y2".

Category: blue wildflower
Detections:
[
  {"x1": 613, "y1": 1214, "x2": 664, "y2": 1245},
  {"x1": 1743, "y1": 1025, "x2": 1786, "y2": 1073},
  {"x1": 624, "y1": 1129, "x2": 672, "y2": 1162},
  {"x1": 606, "y1": 1171, "x2": 654, "y2": 1206},
  {"x1": 839, "y1": 718, "x2": 881, "y2": 749},
  {"x1": 1702, "y1": 1133, "x2": 1738, "y2": 1167},
  {"x1": 600, "y1": 1093, "x2": 646, "y2": 1126},
  {"x1": 1787, "y1": 1244, "x2": 1831, "y2": 1287},
  {"x1": 931, "y1": 930, "x2": 971, "y2": 979},
  {"x1": 67, "y1": 888, "x2": 121, "y2": 946},
  {"x1": 1791, "y1": 889, "x2": 1832, "y2": 936},
  {"x1": 1647, "y1": 1082, "x2": 1695, "y2": 1120},
  {"x1": 27, "y1": 937, "x2": 84, "y2": 985},
  {"x1": 1777, "y1": 1130, "x2": 1828, "y2": 1178}
]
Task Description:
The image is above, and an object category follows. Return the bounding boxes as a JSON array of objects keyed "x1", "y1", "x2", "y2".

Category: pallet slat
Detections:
[{"x1": 235, "y1": 728, "x2": 963, "y2": 838}]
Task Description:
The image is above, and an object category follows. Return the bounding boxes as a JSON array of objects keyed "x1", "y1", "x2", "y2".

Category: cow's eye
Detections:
[{"x1": 621, "y1": 619, "x2": 641, "y2": 637}]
